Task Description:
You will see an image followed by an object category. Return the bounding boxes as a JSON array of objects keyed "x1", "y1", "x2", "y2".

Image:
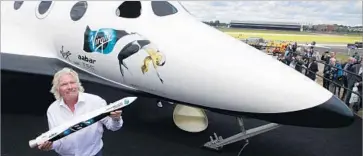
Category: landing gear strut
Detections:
[{"x1": 203, "y1": 117, "x2": 280, "y2": 153}]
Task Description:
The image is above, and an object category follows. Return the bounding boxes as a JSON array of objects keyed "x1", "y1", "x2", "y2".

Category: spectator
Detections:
[
  {"x1": 344, "y1": 59, "x2": 362, "y2": 105},
  {"x1": 306, "y1": 57, "x2": 319, "y2": 81},
  {"x1": 294, "y1": 56, "x2": 304, "y2": 73},
  {"x1": 292, "y1": 42, "x2": 297, "y2": 52},
  {"x1": 331, "y1": 52, "x2": 336, "y2": 59},
  {"x1": 352, "y1": 52, "x2": 361, "y2": 63},
  {"x1": 357, "y1": 80, "x2": 362, "y2": 111},
  {"x1": 330, "y1": 59, "x2": 343, "y2": 96},
  {"x1": 285, "y1": 50, "x2": 293, "y2": 65},
  {"x1": 321, "y1": 51, "x2": 331, "y2": 63},
  {"x1": 350, "y1": 81, "x2": 362, "y2": 112},
  {"x1": 341, "y1": 57, "x2": 355, "y2": 99},
  {"x1": 322, "y1": 52, "x2": 332, "y2": 89},
  {"x1": 355, "y1": 64, "x2": 363, "y2": 111}
]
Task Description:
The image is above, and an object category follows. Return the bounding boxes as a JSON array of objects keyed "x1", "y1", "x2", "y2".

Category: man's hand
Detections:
[
  {"x1": 110, "y1": 110, "x2": 122, "y2": 121},
  {"x1": 38, "y1": 141, "x2": 52, "y2": 151}
]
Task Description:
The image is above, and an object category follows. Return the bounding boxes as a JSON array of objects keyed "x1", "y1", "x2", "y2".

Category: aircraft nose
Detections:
[
  {"x1": 302, "y1": 95, "x2": 355, "y2": 128},
  {"x1": 254, "y1": 95, "x2": 355, "y2": 128},
  {"x1": 139, "y1": 13, "x2": 355, "y2": 128}
]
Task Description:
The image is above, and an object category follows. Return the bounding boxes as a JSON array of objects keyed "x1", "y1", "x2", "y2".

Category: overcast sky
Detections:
[{"x1": 180, "y1": 1, "x2": 362, "y2": 26}]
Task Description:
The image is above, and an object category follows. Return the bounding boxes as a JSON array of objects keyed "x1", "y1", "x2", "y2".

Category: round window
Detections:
[
  {"x1": 70, "y1": 1, "x2": 88, "y2": 21},
  {"x1": 14, "y1": 1, "x2": 24, "y2": 10},
  {"x1": 35, "y1": 1, "x2": 53, "y2": 19}
]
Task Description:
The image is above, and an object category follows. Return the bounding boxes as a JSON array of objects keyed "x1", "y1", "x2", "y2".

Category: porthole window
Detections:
[
  {"x1": 14, "y1": 1, "x2": 24, "y2": 10},
  {"x1": 38, "y1": 1, "x2": 52, "y2": 15},
  {"x1": 151, "y1": 1, "x2": 178, "y2": 17},
  {"x1": 116, "y1": 1, "x2": 141, "y2": 18},
  {"x1": 70, "y1": 1, "x2": 87, "y2": 21},
  {"x1": 36, "y1": 1, "x2": 53, "y2": 19}
]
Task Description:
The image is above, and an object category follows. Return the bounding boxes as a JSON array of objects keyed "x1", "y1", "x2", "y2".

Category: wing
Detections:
[
  {"x1": 1, "y1": 52, "x2": 132, "y2": 91},
  {"x1": 1, "y1": 52, "x2": 175, "y2": 101}
]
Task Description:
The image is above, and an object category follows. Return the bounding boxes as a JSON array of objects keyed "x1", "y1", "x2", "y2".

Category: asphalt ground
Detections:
[
  {"x1": 313, "y1": 46, "x2": 363, "y2": 55},
  {"x1": 1, "y1": 70, "x2": 362, "y2": 156}
]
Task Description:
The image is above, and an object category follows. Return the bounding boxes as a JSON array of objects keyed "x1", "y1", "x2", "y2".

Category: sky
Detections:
[{"x1": 180, "y1": 1, "x2": 362, "y2": 26}]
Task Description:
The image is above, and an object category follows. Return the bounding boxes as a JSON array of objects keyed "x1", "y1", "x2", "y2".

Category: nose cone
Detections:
[
  {"x1": 136, "y1": 7, "x2": 355, "y2": 128},
  {"x1": 247, "y1": 95, "x2": 355, "y2": 128},
  {"x1": 304, "y1": 95, "x2": 355, "y2": 128}
]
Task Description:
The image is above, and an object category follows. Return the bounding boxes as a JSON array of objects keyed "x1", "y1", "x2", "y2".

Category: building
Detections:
[{"x1": 229, "y1": 20, "x2": 303, "y2": 31}]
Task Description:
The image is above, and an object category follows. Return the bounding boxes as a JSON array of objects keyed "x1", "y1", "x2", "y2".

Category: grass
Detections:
[
  {"x1": 219, "y1": 28, "x2": 312, "y2": 35},
  {"x1": 218, "y1": 28, "x2": 362, "y2": 44},
  {"x1": 218, "y1": 28, "x2": 362, "y2": 37}
]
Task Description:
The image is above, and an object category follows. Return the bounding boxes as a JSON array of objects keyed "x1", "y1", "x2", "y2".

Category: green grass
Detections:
[
  {"x1": 220, "y1": 30, "x2": 362, "y2": 44},
  {"x1": 218, "y1": 28, "x2": 362, "y2": 44},
  {"x1": 219, "y1": 28, "x2": 312, "y2": 35},
  {"x1": 218, "y1": 28, "x2": 362, "y2": 37}
]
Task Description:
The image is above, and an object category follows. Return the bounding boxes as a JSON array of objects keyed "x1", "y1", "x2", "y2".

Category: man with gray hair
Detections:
[{"x1": 37, "y1": 67, "x2": 123, "y2": 156}]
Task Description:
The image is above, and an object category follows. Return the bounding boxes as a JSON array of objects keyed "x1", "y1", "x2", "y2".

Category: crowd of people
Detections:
[{"x1": 274, "y1": 43, "x2": 362, "y2": 112}]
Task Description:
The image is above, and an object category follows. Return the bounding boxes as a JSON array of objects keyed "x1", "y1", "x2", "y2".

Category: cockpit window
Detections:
[
  {"x1": 14, "y1": 1, "x2": 24, "y2": 10},
  {"x1": 70, "y1": 1, "x2": 87, "y2": 21},
  {"x1": 38, "y1": 1, "x2": 52, "y2": 15},
  {"x1": 151, "y1": 1, "x2": 178, "y2": 17},
  {"x1": 116, "y1": 1, "x2": 141, "y2": 18}
]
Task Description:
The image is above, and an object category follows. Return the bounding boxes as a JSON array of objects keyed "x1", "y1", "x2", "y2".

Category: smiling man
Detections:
[{"x1": 37, "y1": 67, "x2": 123, "y2": 156}]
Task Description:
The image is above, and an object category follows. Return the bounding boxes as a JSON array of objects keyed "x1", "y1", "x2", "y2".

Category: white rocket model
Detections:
[{"x1": 28, "y1": 97, "x2": 137, "y2": 148}]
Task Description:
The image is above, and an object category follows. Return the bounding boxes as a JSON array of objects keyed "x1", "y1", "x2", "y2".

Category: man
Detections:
[
  {"x1": 345, "y1": 59, "x2": 362, "y2": 105},
  {"x1": 38, "y1": 67, "x2": 123, "y2": 156},
  {"x1": 292, "y1": 42, "x2": 297, "y2": 52},
  {"x1": 294, "y1": 55, "x2": 304, "y2": 73},
  {"x1": 322, "y1": 52, "x2": 331, "y2": 89},
  {"x1": 331, "y1": 59, "x2": 343, "y2": 96},
  {"x1": 341, "y1": 57, "x2": 355, "y2": 99},
  {"x1": 352, "y1": 52, "x2": 361, "y2": 63},
  {"x1": 306, "y1": 57, "x2": 319, "y2": 81},
  {"x1": 327, "y1": 58, "x2": 337, "y2": 93}
]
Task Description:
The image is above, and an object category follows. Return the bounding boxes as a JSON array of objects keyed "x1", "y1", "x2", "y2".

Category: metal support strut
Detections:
[{"x1": 203, "y1": 117, "x2": 281, "y2": 152}]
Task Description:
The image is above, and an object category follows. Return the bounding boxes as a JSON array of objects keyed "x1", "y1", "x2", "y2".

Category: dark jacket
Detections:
[
  {"x1": 347, "y1": 63, "x2": 362, "y2": 82},
  {"x1": 307, "y1": 61, "x2": 319, "y2": 80}
]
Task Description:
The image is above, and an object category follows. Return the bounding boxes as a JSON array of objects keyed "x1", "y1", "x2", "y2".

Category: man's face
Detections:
[{"x1": 58, "y1": 73, "x2": 78, "y2": 99}]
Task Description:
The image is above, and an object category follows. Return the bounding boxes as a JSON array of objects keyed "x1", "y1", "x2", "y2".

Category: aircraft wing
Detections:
[
  {"x1": 0, "y1": 20, "x2": 168, "y2": 102},
  {"x1": 1, "y1": 52, "x2": 138, "y2": 93}
]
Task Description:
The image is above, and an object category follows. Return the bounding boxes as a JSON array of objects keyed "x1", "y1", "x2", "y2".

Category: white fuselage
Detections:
[
  {"x1": 1, "y1": 1, "x2": 333, "y2": 113},
  {"x1": 1, "y1": 1, "x2": 354, "y2": 128}
]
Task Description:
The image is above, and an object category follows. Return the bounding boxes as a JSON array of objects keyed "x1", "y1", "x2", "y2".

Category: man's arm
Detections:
[{"x1": 99, "y1": 99, "x2": 123, "y2": 131}]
